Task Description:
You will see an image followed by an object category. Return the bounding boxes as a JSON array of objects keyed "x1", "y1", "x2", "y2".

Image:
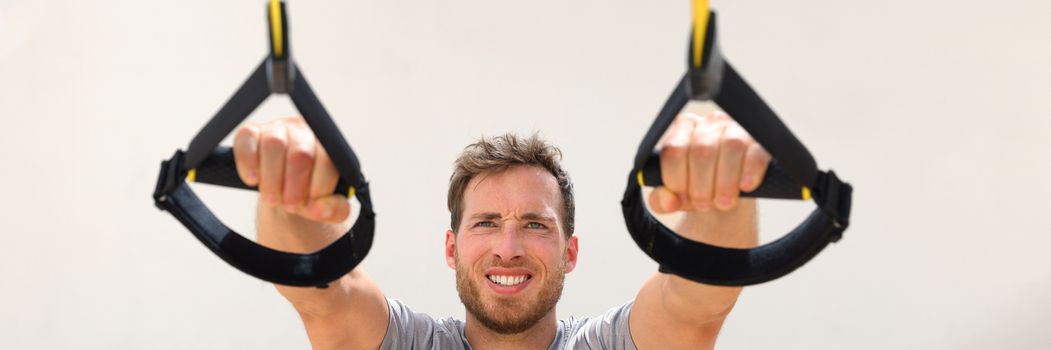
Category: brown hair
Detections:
[{"x1": 447, "y1": 133, "x2": 575, "y2": 237}]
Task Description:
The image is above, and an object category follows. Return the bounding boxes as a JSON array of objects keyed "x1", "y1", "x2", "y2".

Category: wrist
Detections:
[
  {"x1": 257, "y1": 202, "x2": 346, "y2": 253},
  {"x1": 676, "y1": 199, "x2": 758, "y2": 249}
]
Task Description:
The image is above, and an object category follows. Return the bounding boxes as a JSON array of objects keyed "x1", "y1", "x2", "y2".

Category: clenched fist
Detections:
[
  {"x1": 649, "y1": 111, "x2": 771, "y2": 214},
  {"x1": 232, "y1": 116, "x2": 351, "y2": 224}
]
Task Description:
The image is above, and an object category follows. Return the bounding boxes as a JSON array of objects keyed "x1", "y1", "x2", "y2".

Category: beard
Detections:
[{"x1": 455, "y1": 253, "x2": 566, "y2": 335}]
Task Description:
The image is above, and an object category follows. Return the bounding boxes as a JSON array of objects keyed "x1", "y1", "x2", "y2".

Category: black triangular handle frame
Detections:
[
  {"x1": 152, "y1": 1, "x2": 374, "y2": 288},
  {"x1": 622, "y1": 11, "x2": 852, "y2": 286}
]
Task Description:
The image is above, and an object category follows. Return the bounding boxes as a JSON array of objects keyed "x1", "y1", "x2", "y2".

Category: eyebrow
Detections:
[{"x1": 469, "y1": 212, "x2": 556, "y2": 223}]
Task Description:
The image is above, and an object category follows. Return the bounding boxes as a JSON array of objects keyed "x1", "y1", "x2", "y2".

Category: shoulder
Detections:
[
  {"x1": 381, "y1": 298, "x2": 468, "y2": 350},
  {"x1": 560, "y1": 300, "x2": 639, "y2": 350}
]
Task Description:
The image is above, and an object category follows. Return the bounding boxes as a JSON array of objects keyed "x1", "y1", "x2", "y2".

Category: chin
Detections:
[{"x1": 456, "y1": 269, "x2": 566, "y2": 335}]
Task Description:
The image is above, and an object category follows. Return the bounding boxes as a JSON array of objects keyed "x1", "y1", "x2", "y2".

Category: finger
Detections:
[
  {"x1": 658, "y1": 113, "x2": 698, "y2": 196},
  {"x1": 258, "y1": 121, "x2": 288, "y2": 208},
  {"x1": 687, "y1": 115, "x2": 727, "y2": 212},
  {"x1": 647, "y1": 186, "x2": 682, "y2": 214},
  {"x1": 740, "y1": 143, "x2": 772, "y2": 193},
  {"x1": 282, "y1": 117, "x2": 316, "y2": 213},
  {"x1": 233, "y1": 123, "x2": 261, "y2": 186},
  {"x1": 713, "y1": 125, "x2": 751, "y2": 211},
  {"x1": 708, "y1": 110, "x2": 732, "y2": 123},
  {"x1": 303, "y1": 194, "x2": 352, "y2": 224},
  {"x1": 309, "y1": 142, "x2": 341, "y2": 199}
]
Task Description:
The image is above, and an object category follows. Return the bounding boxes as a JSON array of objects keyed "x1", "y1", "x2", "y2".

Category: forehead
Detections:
[{"x1": 462, "y1": 165, "x2": 562, "y2": 215}]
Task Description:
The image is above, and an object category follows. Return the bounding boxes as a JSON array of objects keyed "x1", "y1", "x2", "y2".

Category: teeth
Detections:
[{"x1": 488, "y1": 275, "x2": 529, "y2": 286}]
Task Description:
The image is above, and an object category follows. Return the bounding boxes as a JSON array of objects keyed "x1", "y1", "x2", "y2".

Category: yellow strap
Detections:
[
  {"x1": 636, "y1": 170, "x2": 646, "y2": 187},
  {"x1": 187, "y1": 169, "x2": 197, "y2": 182},
  {"x1": 347, "y1": 186, "x2": 356, "y2": 198},
  {"x1": 269, "y1": 0, "x2": 284, "y2": 58},
  {"x1": 692, "y1": 0, "x2": 710, "y2": 68},
  {"x1": 802, "y1": 187, "x2": 811, "y2": 201}
]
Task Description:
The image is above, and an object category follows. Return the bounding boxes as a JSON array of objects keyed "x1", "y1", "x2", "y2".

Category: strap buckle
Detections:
[
  {"x1": 152, "y1": 150, "x2": 186, "y2": 209},
  {"x1": 813, "y1": 170, "x2": 853, "y2": 240}
]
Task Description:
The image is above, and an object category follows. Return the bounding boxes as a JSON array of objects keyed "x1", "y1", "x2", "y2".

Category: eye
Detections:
[
  {"x1": 475, "y1": 221, "x2": 496, "y2": 228},
  {"x1": 526, "y1": 222, "x2": 546, "y2": 229}
]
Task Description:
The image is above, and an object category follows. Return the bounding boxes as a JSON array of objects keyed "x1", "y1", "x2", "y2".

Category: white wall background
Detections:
[{"x1": 2, "y1": 0, "x2": 1049, "y2": 348}]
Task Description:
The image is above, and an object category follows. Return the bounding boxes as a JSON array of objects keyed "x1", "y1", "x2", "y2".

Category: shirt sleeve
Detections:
[
  {"x1": 379, "y1": 298, "x2": 467, "y2": 350},
  {"x1": 565, "y1": 300, "x2": 639, "y2": 350}
]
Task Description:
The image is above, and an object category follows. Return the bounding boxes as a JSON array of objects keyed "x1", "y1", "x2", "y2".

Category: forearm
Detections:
[
  {"x1": 658, "y1": 199, "x2": 758, "y2": 325},
  {"x1": 231, "y1": 117, "x2": 389, "y2": 348}
]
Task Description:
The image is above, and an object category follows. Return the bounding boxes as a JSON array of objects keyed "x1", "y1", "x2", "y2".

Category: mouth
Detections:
[{"x1": 484, "y1": 273, "x2": 534, "y2": 295}]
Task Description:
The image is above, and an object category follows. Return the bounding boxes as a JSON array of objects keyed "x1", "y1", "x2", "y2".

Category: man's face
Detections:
[{"x1": 445, "y1": 165, "x2": 579, "y2": 334}]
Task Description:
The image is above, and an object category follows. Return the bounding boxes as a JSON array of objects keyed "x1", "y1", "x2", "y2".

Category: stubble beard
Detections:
[{"x1": 455, "y1": 253, "x2": 566, "y2": 335}]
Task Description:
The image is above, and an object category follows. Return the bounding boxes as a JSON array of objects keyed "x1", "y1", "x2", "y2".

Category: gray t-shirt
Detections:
[{"x1": 380, "y1": 298, "x2": 638, "y2": 350}]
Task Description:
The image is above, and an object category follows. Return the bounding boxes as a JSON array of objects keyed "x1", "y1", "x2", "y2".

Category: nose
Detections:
[{"x1": 492, "y1": 226, "x2": 526, "y2": 262}]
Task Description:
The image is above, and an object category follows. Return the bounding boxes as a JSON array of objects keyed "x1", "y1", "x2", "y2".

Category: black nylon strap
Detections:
[
  {"x1": 623, "y1": 174, "x2": 843, "y2": 285},
  {"x1": 715, "y1": 63, "x2": 817, "y2": 188},
  {"x1": 290, "y1": 68, "x2": 365, "y2": 189},
  {"x1": 633, "y1": 76, "x2": 688, "y2": 170},
  {"x1": 156, "y1": 154, "x2": 375, "y2": 287},
  {"x1": 184, "y1": 60, "x2": 270, "y2": 169}
]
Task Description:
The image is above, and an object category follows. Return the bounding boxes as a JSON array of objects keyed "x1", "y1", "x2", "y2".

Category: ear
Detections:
[
  {"x1": 563, "y1": 235, "x2": 579, "y2": 273},
  {"x1": 445, "y1": 230, "x2": 457, "y2": 269}
]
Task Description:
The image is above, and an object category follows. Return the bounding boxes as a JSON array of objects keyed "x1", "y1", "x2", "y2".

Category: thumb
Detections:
[
  {"x1": 301, "y1": 194, "x2": 353, "y2": 224},
  {"x1": 647, "y1": 187, "x2": 682, "y2": 214}
]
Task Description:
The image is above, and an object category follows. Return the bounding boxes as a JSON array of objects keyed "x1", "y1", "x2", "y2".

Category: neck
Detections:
[{"x1": 464, "y1": 310, "x2": 558, "y2": 350}]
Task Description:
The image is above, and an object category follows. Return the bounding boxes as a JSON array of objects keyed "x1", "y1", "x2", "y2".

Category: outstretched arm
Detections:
[
  {"x1": 629, "y1": 111, "x2": 767, "y2": 350},
  {"x1": 235, "y1": 116, "x2": 389, "y2": 350}
]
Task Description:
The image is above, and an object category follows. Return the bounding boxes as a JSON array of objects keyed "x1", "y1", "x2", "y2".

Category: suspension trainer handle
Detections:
[
  {"x1": 152, "y1": 0, "x2": 375, "y2": 288},
  {"x1": 622, "y1": 7, "x2": 853, "y2": 286}
]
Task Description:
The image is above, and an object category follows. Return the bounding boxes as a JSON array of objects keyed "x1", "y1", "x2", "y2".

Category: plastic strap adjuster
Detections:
[
  {"x1": 153, "y1": 150, "x2": 186, "y2": 209},
  {"x1": 812, "y1": 170, "x2": 853, "y2": 240}
]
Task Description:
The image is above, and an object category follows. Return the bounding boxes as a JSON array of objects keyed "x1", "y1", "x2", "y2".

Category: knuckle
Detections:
[
  {"x1": 315, "y1": 149, "x2": 334, "y2": 168},
  {"x1": 689, "y1": 141, "x2": 718, "y2": 159},
  {"x1": 284, "y1": 115, "x2": 307, "y2": 125},
  {"x1": 260, "y1": 131, "x2": 287, "y2": 150},
  {"x1": 681, "y1": 112, "x2": 704, "y2": 122},
  {"x1": 748, "y1": 153, "x2": 769, "y2": 170},
  {"x1": 662, "y1": 143, "x2": 689, "y2": 160},
  {"x1": 721, "y1": 135, "x2": 749, "y2": 153},
  {"x1": 235, "y1": 124, "x2": 260, "y2": 141},
  {"x1": 746, "y1": 146, "x2": 772, "y2": 167},
  {"x1": 757, "y1": 147, "x2": 772, "y2": 162},
  {"x1": 285, "y1": 147, "x2": 313, "y2": 168}
]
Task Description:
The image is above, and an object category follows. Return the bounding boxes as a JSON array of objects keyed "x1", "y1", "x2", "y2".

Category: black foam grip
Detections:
[
  {"x1": 640, "y1": 151, "x2": 806, "y2": 200},
  {"x1": 194, "y1": 146, "x2": 253, "y2": 190},
  {"x1": 193, "y1": 145, "x2": 352, "y2": 196}
]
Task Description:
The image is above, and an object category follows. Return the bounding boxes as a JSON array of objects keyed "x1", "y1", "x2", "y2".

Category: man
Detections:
[{"x1": 230, "y1": 110, "x2": 770, "y2": 349}]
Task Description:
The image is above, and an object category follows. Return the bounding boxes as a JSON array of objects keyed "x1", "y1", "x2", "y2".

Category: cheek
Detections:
[
  {"x1": 455, "y1": 240, "x2": 486, "y2": 265},
  {"x1": 528, "y1": 240, "x2": 566, "y2": 265}
]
